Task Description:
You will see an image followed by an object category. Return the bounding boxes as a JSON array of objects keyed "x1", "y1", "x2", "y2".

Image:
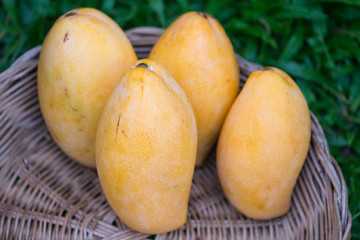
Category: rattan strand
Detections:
[{"x1": 0, "y1": 27, "x2": 351, "y2": 239}]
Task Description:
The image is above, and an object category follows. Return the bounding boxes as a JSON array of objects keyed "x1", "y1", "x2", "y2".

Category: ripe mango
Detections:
[
  {"x1": 217, "y1": 67, "x2": 311, "y2": 220},
  {"x1": 38, "y1": 8, "x2": 137, "y2": 168},
  {"x1": 149, "y1": 12, "x2": 239, "y2": 166},
  {"x1": 96, "y1": 59, "x2": 197, "y2": 234}
]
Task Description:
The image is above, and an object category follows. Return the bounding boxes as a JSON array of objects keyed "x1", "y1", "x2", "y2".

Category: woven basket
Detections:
[{"x1": 0, "y1": 27, "x2": 352, "y2": 239}]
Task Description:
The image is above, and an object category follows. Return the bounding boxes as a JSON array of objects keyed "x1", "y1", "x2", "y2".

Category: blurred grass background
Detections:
[{"x1": 1, "y1": 0, "x2": 359, "y2": 237}]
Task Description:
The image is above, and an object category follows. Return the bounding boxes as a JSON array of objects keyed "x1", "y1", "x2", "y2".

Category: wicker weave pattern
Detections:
[{"x1": 0, "y1": 27, "x2": 351, "y2": 239}]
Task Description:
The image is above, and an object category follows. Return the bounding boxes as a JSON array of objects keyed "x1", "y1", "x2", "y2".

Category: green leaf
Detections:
[
  {"x1": 349, "y1": 71, "x2": 360, "y2": 112},
  {"x1": 244, "y1": 40, "x2": 258, "y2": 62},
  {"x1": 274, "y1": 5, "x2": 327, "y2": 20},
  {"x1": 280, "y1": 25, "x2": 304, "y2": 61},
  {"x1": 176, "y1": 0, "x2": 189, "y2": 11},
  {"x1": 313, "y1": 19, "x2": 328, "y2": 37},
  {"x1": 326, "y1": 4, "x2": 360, "y2": 19},
  {"x1": 227, "y1": 18, "x2": 249, "y2": 30},
  {"x1": 275, "y1": 61, "x2": 348, "y2": 103},
  {"x1": 102, "y1": 0, "x2": 116, "y2": 12},
  {"x1": 148, "y1": 0, "x2": 166, "y2": 27},
  {"x1": 205, "y1": 0, "x2": 235, "y2": 19},
  {"x1": 319, "y1": 0, "x2": 360, "y2": 6},
  {"x1": 114, "y1": 4, "x2": 138, "y2": 27},
  {"x1": 2, "y1": 0, "x2": 20, "y2": 28},
  {"x1": 297, "y1": 81, "x2": 316, "y2": 103},
  {"x1": 328, "y1": 135, "x2": 349, "y2": 147}
]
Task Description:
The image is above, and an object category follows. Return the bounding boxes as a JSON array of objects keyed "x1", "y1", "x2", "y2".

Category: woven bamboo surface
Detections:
[{"x1": 0, "y1": 27, "x2": 352, "y2": 239}]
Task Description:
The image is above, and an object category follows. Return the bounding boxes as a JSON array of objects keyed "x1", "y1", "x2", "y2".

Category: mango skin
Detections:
[
  {"x1": 149, "y1": 11, "x2": 239, "y2": 166},
  {"x1": 96, "y1": 59, "x2": 197, "y2": 234},
  {"x1": 38, "y1": 8, "x2": 137, "y2": 168},
  {"x1": 217, "y1": 67, "x2": 311, "y2": 220}
]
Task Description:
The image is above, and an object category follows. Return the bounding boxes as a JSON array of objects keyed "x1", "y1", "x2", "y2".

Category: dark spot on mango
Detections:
[
  {"x1": 63, "y1": 32, "x2": 69, "y2": 43},
  {"x1": 71, "y1": 106, "x2": 78, "y2": 112},
  {"x1": 262, "y1": 67, "x2": 293, "y2": 86},
  {"x1": 121, "y1": 130, "x2": 128, "y2": 138},
  {"x1": 64, "y1": 88, "x2": 69, "y2": 97},
  {"x1": 64, "y1": 12, "x2": 77, "y2": 18},
  {"x1": 197, "y1": 12, "x2": 208, "y2": 19},
  {"x1": 83, "y1": 147, "x2": 90, "y2": 153},
  {"x1": 261, "y1": 67, "x2": 273, "y2": 72},
  {"x1": 115, "y1": 113, "x2": 121, "y2": 143},
  {"x1": 257, "y1": 202, "x2": 265, "y2": 210},
  {"x1": 136, "y1": 63, "x2": 148, "y2": 69}
]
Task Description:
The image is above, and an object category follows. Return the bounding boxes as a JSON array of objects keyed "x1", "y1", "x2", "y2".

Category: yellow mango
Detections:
[
  {"x1": 38, "y1": 8, "x2": 137, "y2": 168},
  {"x1": 149, "y1": 12, "x2": 239, "y2": 166},
  {"x1": 96, "y1": 59, "x2": 197, "y2": 234},
  {"x1": 217, "y1": 67, "x2": 311, "y2": 219}
]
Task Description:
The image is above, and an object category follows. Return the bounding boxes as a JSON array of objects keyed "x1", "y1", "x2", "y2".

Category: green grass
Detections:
[{"x1": 1, "y1": 0, "x2": 360, "y2": 237}]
